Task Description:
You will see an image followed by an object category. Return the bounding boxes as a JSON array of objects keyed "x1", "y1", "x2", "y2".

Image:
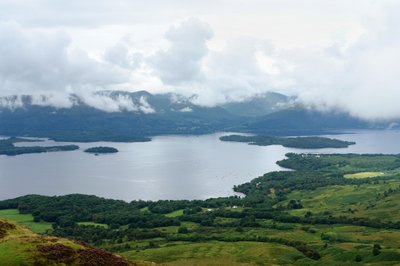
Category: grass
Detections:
[
  {"x1": 344, "y1": 172, "x2": 385, "y2": 179},
  {"x1": 0, "y1": 209, "x2": 52, "y2": 234},
  {"x1": 140, "y1": 207, "x2": 149, "y2": 212},
  {"x1": 0, "y1": 238, "x2": 35, "y2": 265},
  {"x1": 122, "y1": 241, "x2": 308, "y2": 266},
  {"x1": 0, "y1": 219, "x2": 149, "y2": 266},
  {"x1": 282, "y1": 178, "x2": 400, "y2": 222},
  {"x1": 165, "y1": 209, "x2": 184, "y2": 218}
]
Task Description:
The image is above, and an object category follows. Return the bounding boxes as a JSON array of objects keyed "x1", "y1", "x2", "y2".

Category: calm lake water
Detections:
[{"x1": 1, "y1": 130, "x2": 400, "y2": 201}]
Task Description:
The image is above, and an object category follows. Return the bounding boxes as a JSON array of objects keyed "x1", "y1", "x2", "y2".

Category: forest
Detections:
[{"x1": 84, "y1": 146, "x2": 119, "y2": 154}]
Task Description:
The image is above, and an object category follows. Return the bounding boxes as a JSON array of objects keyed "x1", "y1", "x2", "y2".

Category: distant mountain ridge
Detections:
[
  {"x1": 0, "y1": 90, "x2": 397, "y2": 141},
  {"x1": 0, "y1": 91, "x2": 243, "y2": 141},
  {"x1": 221, "y1": 92, "x2": 293, "y2": 117},
  {"x1": 229, "y1": 107, "x2": 382, "y2": 136},
  {"x1": 0, "y1": 90, "x2": 291, "y2": 116}
]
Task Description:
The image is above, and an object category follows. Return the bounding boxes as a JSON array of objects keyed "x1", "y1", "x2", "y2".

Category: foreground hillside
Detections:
[
  {"x1": 3, "y1": 154, "x2": 400, "y2": 265},
  {"x1": 0, "y1": 219, "x2": 152, "y2": 266}
]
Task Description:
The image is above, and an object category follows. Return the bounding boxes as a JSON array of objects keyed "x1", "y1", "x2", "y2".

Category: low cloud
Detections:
[
  {"x1": 1, "y1": 5, "x2": 400, "y2": 120},
  {"x1": 288, "y1": 2, "x2": 400, "y2": 120}
]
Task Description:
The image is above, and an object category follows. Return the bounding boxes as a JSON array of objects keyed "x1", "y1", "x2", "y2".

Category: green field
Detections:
[
  {"x1": 344, "y1": 172, "x2": 385, "y2": 179},
  {"x1": 123, "y1": 241, "x2": 307, "y2": 266},
  {"x1": 165, "y1": 209, "x2": 184, "y2": 218},
  {"x1": 0, "y1": 209, "x2": 52, "y2": 234}
]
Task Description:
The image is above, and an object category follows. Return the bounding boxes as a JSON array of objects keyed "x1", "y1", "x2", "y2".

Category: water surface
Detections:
[{"x1": 1, "y1": 130, "x2": 399, "y2": 201}]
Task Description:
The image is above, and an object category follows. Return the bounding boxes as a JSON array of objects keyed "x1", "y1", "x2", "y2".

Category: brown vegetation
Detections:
[
  {"x1": 36, "y1": 242, "x2": 135, "y2": 266},
  {"x1": 0, "y1": 220, "x2": 15, "y2": 238}
]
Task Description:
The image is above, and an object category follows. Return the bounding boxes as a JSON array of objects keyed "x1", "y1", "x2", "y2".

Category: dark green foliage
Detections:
[
  {"x1": 373, "y1": 244, "x2": 381, "y2": 256},
  {"x1": 84, "y1": 146, "x2": 118, "y2": 154},
  {"x1": 178, "y1": 226, "x2": 188, "y2": 234},
  {"x1": 0, "y1": 137, "x2": 79, "y2": 156},
  {"x1": 278, "y1": 153, "x2": 400, "y2": 172},
  {"x1": 53, "y1": 224, "x2": 164, "y2": 244},
  {"x1": 287, "y1": 199, "x2": 303, "y2": 209}
]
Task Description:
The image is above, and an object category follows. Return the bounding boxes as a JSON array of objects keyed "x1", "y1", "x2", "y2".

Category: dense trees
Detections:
[
  {"x1": 220, "y1": 135, "x2": 355, "y2": 149},
  {"x1": 0, "y1": 137, "x2": 79, "y2": 156},
  {"x1": 84, "y1": 146, "x2": 118, "y2": 154}
]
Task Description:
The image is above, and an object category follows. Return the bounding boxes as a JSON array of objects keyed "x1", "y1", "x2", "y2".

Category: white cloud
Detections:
[
  {"x1": 1, "y1": 1, "x2": 400, "y2": 120},
  {"x1": 0, "y1": 22, "x2": 130, "y2": 99},
  {"x1": 149, "y1": 18, "x2": 213, "y2": 85},
  {"x1": 286, "y1": 2, "x2": 400, "y2": 120}
]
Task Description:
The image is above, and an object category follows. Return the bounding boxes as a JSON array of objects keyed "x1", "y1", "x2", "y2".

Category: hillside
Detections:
[
  {"x1": 231, "y1": 108, "x2": 379, "y2": 135},
  {"x1": 221, "y1": 92, "x2": 292, "y2": 117},
  {"x1": 0, "y1": 218, "x2": 153, "y2": 266}
]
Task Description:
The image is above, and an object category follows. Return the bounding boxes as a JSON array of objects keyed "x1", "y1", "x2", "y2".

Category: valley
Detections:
[{"x1": 2, "y1": 153, "x2": 400, "y2": 265}]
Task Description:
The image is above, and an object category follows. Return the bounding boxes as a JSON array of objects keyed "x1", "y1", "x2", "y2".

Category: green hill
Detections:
[{"x1": 0, "y1": 219, "x2": 154, "y2": 266}]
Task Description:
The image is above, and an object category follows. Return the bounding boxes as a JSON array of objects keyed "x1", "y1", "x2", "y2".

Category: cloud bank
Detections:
[{"x1": 0, "y1": 1, "x2": 399, "y2": 120}]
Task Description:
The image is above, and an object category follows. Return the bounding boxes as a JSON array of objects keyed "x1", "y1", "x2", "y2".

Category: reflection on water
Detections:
[{"x1": 1, "y1": 130, "x2": 400, "y2": 201}]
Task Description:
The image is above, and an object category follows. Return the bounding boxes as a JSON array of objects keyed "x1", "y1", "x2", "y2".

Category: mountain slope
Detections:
[
  {"x1": 0, "y1": 91, "x2": 244, "y2": 141},
  {"x1": 231, "y1": 108, "x2": 381, "y2": 135},
  {"x1": 1, "y1": 91, "x2": 396, "y2": 141},
  {"x1": 221, "y1": 92, "x2": 292, "y2": 117}
]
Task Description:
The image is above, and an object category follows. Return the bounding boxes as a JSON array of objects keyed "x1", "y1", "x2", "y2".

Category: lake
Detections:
[{"x1": 1, "y1": 130, "x2": 400, "y2": 201}]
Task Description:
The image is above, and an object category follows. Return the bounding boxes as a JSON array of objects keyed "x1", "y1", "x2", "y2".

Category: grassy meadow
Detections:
[{"x1": 0, "y1": 209, "x2": 52, "y2": 234}]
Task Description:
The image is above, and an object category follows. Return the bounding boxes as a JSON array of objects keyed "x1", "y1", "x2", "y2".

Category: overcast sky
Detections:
[{"x1": 0, "y1": 0, "x2": 399, "y2": 119}]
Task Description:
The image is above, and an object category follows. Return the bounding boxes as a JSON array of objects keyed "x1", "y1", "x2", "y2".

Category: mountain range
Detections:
[{"x1": 0, "y1": 90, "x2": 395, "y2": 141}]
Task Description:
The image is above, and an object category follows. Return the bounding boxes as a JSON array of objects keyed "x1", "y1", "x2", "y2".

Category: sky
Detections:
[{"x1": 0, "y1": 0, "x2": 399, "y2": 120}]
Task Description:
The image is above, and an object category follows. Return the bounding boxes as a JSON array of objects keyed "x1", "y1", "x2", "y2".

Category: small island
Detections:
[
  {"x1": 220, "y1": 135, "x2": 355, "y2": 149},
  {"x1": 0, "y1": 137, "x2": 79, "y2": 156},
  {"x1": 84, "y1": 146, "x2": 119, "y2": 154}
]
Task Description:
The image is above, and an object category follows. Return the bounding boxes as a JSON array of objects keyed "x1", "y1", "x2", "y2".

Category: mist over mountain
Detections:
[{"x1": 0, "y1": 90, "x2": 396, "y2": 141}]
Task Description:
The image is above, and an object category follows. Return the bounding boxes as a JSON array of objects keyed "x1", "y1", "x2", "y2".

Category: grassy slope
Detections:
[
  {"x1": 123, "y1": 241, "x2": 306, "y2": 266},
  {"x1": 283, "y1": 180, "x2": 400, "y2": 222},
  {"x1": 164, "y1": 209, "x2": 184, "y2": 218},
  {"x1": 0, "y1": 218, "x2": 153, "y2": 266}
]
